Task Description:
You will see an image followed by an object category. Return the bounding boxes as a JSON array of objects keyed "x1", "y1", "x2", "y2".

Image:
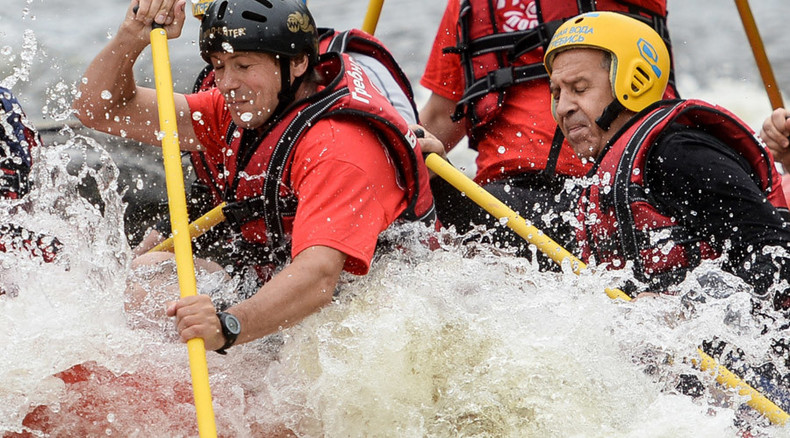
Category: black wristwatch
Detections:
[{"x1": 215, "y1": 312, "x2": 241, "y2": 355}]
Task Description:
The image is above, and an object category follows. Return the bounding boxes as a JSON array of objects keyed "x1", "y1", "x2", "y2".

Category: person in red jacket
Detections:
[
  {"x1": 74, "y1": 0, "x2": 434, "y2": 354},
  {"x1": 420, "y1": 0, "x2": 677, "y2": 265}
]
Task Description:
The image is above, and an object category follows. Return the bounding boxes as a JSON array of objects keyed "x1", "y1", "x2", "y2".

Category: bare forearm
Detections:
[
  {"x1": 72, "y1": 0, "x2": 197, "y2": 148},
  {"x1": 230, "y1": 246, "x2": 346, "y2": 343},
  {"x1": 74, "y1": 35, "x2": 147, "y2": 130},
  {"x1": 419, "y1": 93, "x2": 467, "y2": 151}
]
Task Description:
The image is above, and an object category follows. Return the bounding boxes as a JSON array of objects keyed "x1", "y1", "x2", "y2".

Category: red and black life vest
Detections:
[
  {"x1": 194, "y1": 52, "x2": 435, "y2": 266},
  {"x1": 318, "y1": 28, "x2": 418, "y2": 122},
  {"x1": 448, "y1": 0, "x2": 673, "y2": 129},
  {"x1": 577, "y1": 99, "x2": 790, "y2": 292}
]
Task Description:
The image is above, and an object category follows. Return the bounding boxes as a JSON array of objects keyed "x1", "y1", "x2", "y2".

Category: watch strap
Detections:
[{"x1": 215, "y1": 312, "x2": 239, "y2": 355}]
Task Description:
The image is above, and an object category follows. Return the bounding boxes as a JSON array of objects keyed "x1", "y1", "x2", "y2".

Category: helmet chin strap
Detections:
[
  {"x1": 267, "y1": 59, "x2": 307, "y2": 127},
  {"x1": 595, "y1": 99, "x2": 626, "y2": 131}
]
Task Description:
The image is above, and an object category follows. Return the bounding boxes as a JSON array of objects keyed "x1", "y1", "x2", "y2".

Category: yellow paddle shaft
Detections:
[
  {"x1": 425, "y1": 153, "x2": 629, "y2": 300},
  {"x1": 361, "y1": 0, "x2": 384, "y2": 34},
  {"x1": 150, "y1": 27, "x2": 218, "y2": 438},
  {"x1": 425, "y1": 153, "x2": 789, "y2": 424},
  {"x1": 696, "y1": 349, "x2": 789, "y2": 425},
  {"x1": 150, "y1": 203, "x2": 227, "y2": 253}
]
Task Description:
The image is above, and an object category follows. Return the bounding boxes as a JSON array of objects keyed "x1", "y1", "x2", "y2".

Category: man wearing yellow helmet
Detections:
[
  {"x1": 544, "y1": 12, "x2": 790, "y2": 307},
  {"x1": 418, "y1": 0, "x2": 678, "y2": 267}
]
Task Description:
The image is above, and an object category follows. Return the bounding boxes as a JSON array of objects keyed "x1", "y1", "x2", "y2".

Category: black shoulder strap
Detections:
[
  {"x1": 613, "y1": 102, "x2": 679, "y2": 281},
  {"x1": 541, "y1": 125, "x2": 565, "y2": 177},
  {"x1": 221, "y1": 87, "x2": 350, "y2": 255},
  {"x1": 264, "y1": 88, "x2": 350, "y2": 240}
]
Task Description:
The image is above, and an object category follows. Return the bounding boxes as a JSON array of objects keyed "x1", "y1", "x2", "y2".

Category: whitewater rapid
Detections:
[
  {"x1": 3, "y1": 0, "x2": 790, "y2": 436},
  {"x1": 1, "y1": 134, "x2": 788, "y2": 435}
]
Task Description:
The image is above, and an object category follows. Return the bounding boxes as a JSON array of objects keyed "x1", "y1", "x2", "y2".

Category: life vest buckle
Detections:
[
  {"x1": 221, "y1": 197, "x2": 268, "y2": 228},
  {"x1": 485, "y1": 67, "x2": 515, "y2": 91}
]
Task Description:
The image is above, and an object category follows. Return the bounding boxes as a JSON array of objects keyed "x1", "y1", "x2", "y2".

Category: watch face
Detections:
[{"x1": 225, "y1": 314, "x2": 241, "y2": 334}]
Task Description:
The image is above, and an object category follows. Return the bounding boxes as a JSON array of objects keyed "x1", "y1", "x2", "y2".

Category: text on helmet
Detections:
[
  {"x1": 202, "y1": 26, "x2": 247, "y2": 40},
  {"x1": 548, "y1": 25, "x2": 594, "y2": 50}
]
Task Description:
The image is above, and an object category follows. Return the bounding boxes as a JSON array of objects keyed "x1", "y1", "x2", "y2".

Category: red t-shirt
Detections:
[
  {"x1": 420, "y1": 0, "x2": 589, "y2": 183},
  {"x1": 185, "y1": 89, "x2": 408, "y2": 275}
]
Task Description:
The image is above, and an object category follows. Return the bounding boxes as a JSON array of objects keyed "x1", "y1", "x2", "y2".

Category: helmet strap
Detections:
[
  {"x1": 271, "y1": 61, "x2": 295, "y2": 119},
  {"x1": 595, "y1": 100, "x2": 625, "y2": 131},
  {"x1": 255, "y1": 58, "x2": 309, "y2": 132}
]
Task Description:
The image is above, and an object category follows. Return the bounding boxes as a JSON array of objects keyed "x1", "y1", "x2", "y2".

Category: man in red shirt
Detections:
[
  {"x1": 74, "y1": 0, "x2": 434, "y2": 353},
  {"x1": 420, "y1": 0, "x2": 674, "y2": 264}
]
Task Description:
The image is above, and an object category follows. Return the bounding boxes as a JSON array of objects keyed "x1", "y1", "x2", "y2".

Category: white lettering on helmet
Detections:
[
  {"x1": 202, "y1": 26, "x2": 247, "y2": 40},
  {"x1": 548, "y1": 25, "x2": 594, "y2": 50}
]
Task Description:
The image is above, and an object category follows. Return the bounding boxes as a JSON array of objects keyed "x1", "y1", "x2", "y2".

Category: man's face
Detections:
[
  {"x1": 548, "y1": 48, "x2": 624, "y2": 162},
  {"x1": 210, "y1": 51, "x2": 282, "y2": 130}
]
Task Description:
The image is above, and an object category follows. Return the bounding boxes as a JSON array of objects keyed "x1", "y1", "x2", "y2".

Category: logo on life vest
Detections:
[
  {"x1": 287, "y1": 12, "x2": 315, "y2": 34},
  {"x1": 404, "y1": 128, "x2": 418, "y2": 150},
  {"x1": 346, "y1": 57, "x2": 374, "y2": 104},
  {"x1": 637, "y1": 38, "x2": 662, "y2": 78},
  {"x1": 497, "y1": 0, "x2": 539, "y2": 33}
]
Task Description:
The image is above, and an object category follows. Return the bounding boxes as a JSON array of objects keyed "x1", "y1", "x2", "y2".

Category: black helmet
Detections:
[{"x1": 199, "y1": 0, "x2": 319, "y2": 65}]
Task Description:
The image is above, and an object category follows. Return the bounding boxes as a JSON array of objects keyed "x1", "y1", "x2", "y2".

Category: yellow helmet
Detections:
[{"x1": 543, "y1": 11, "x2": 670, "y2": 113}]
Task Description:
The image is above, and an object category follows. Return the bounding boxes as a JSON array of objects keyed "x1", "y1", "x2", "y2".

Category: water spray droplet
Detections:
[{"x1": 100, "y1": 90, "x2": 112, "y2": 100}]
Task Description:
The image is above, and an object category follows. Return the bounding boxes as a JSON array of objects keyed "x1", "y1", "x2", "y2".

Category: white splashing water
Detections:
[
  {"x1": 2, "y1": 169, "x2": 789, "y2": 438},
  {"x1": 0, "y1": 29, "x2": 37, "y2": 90},
  {"x1": 2, "y1": 1, "x2": 790, "y2": 436}
]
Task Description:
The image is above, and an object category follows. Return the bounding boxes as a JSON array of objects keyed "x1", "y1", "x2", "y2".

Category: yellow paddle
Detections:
[
  {"x1": 150, "y1": 202, "x2": 227, "y2": 253},
  {"x1": 734, "y1": 0, "x2": 784, "y2": 110},
  {"x1": 425, "y1": 153, "x2": 629, "y2": 300},
  {"x1": 424, "y1": 152, "x2": 789, "y2": 425},
  {"x1": 362, "y1": 0, "x2": 385, "y2": 34},
  {"x1": 149, "y1": 22, "x2": 218, "y2": 437}
]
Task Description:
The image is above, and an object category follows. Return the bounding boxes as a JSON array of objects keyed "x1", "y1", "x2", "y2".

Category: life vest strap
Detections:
[
  {"x1": 453, "y1": 20, "x2": 563, "y2": 62},
  {"x1": 221, "y1": 195, "x2": 298, "y2": 230},
  {"x1": 451, "y1": 63, "x2": 548, "y2": 122}
]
